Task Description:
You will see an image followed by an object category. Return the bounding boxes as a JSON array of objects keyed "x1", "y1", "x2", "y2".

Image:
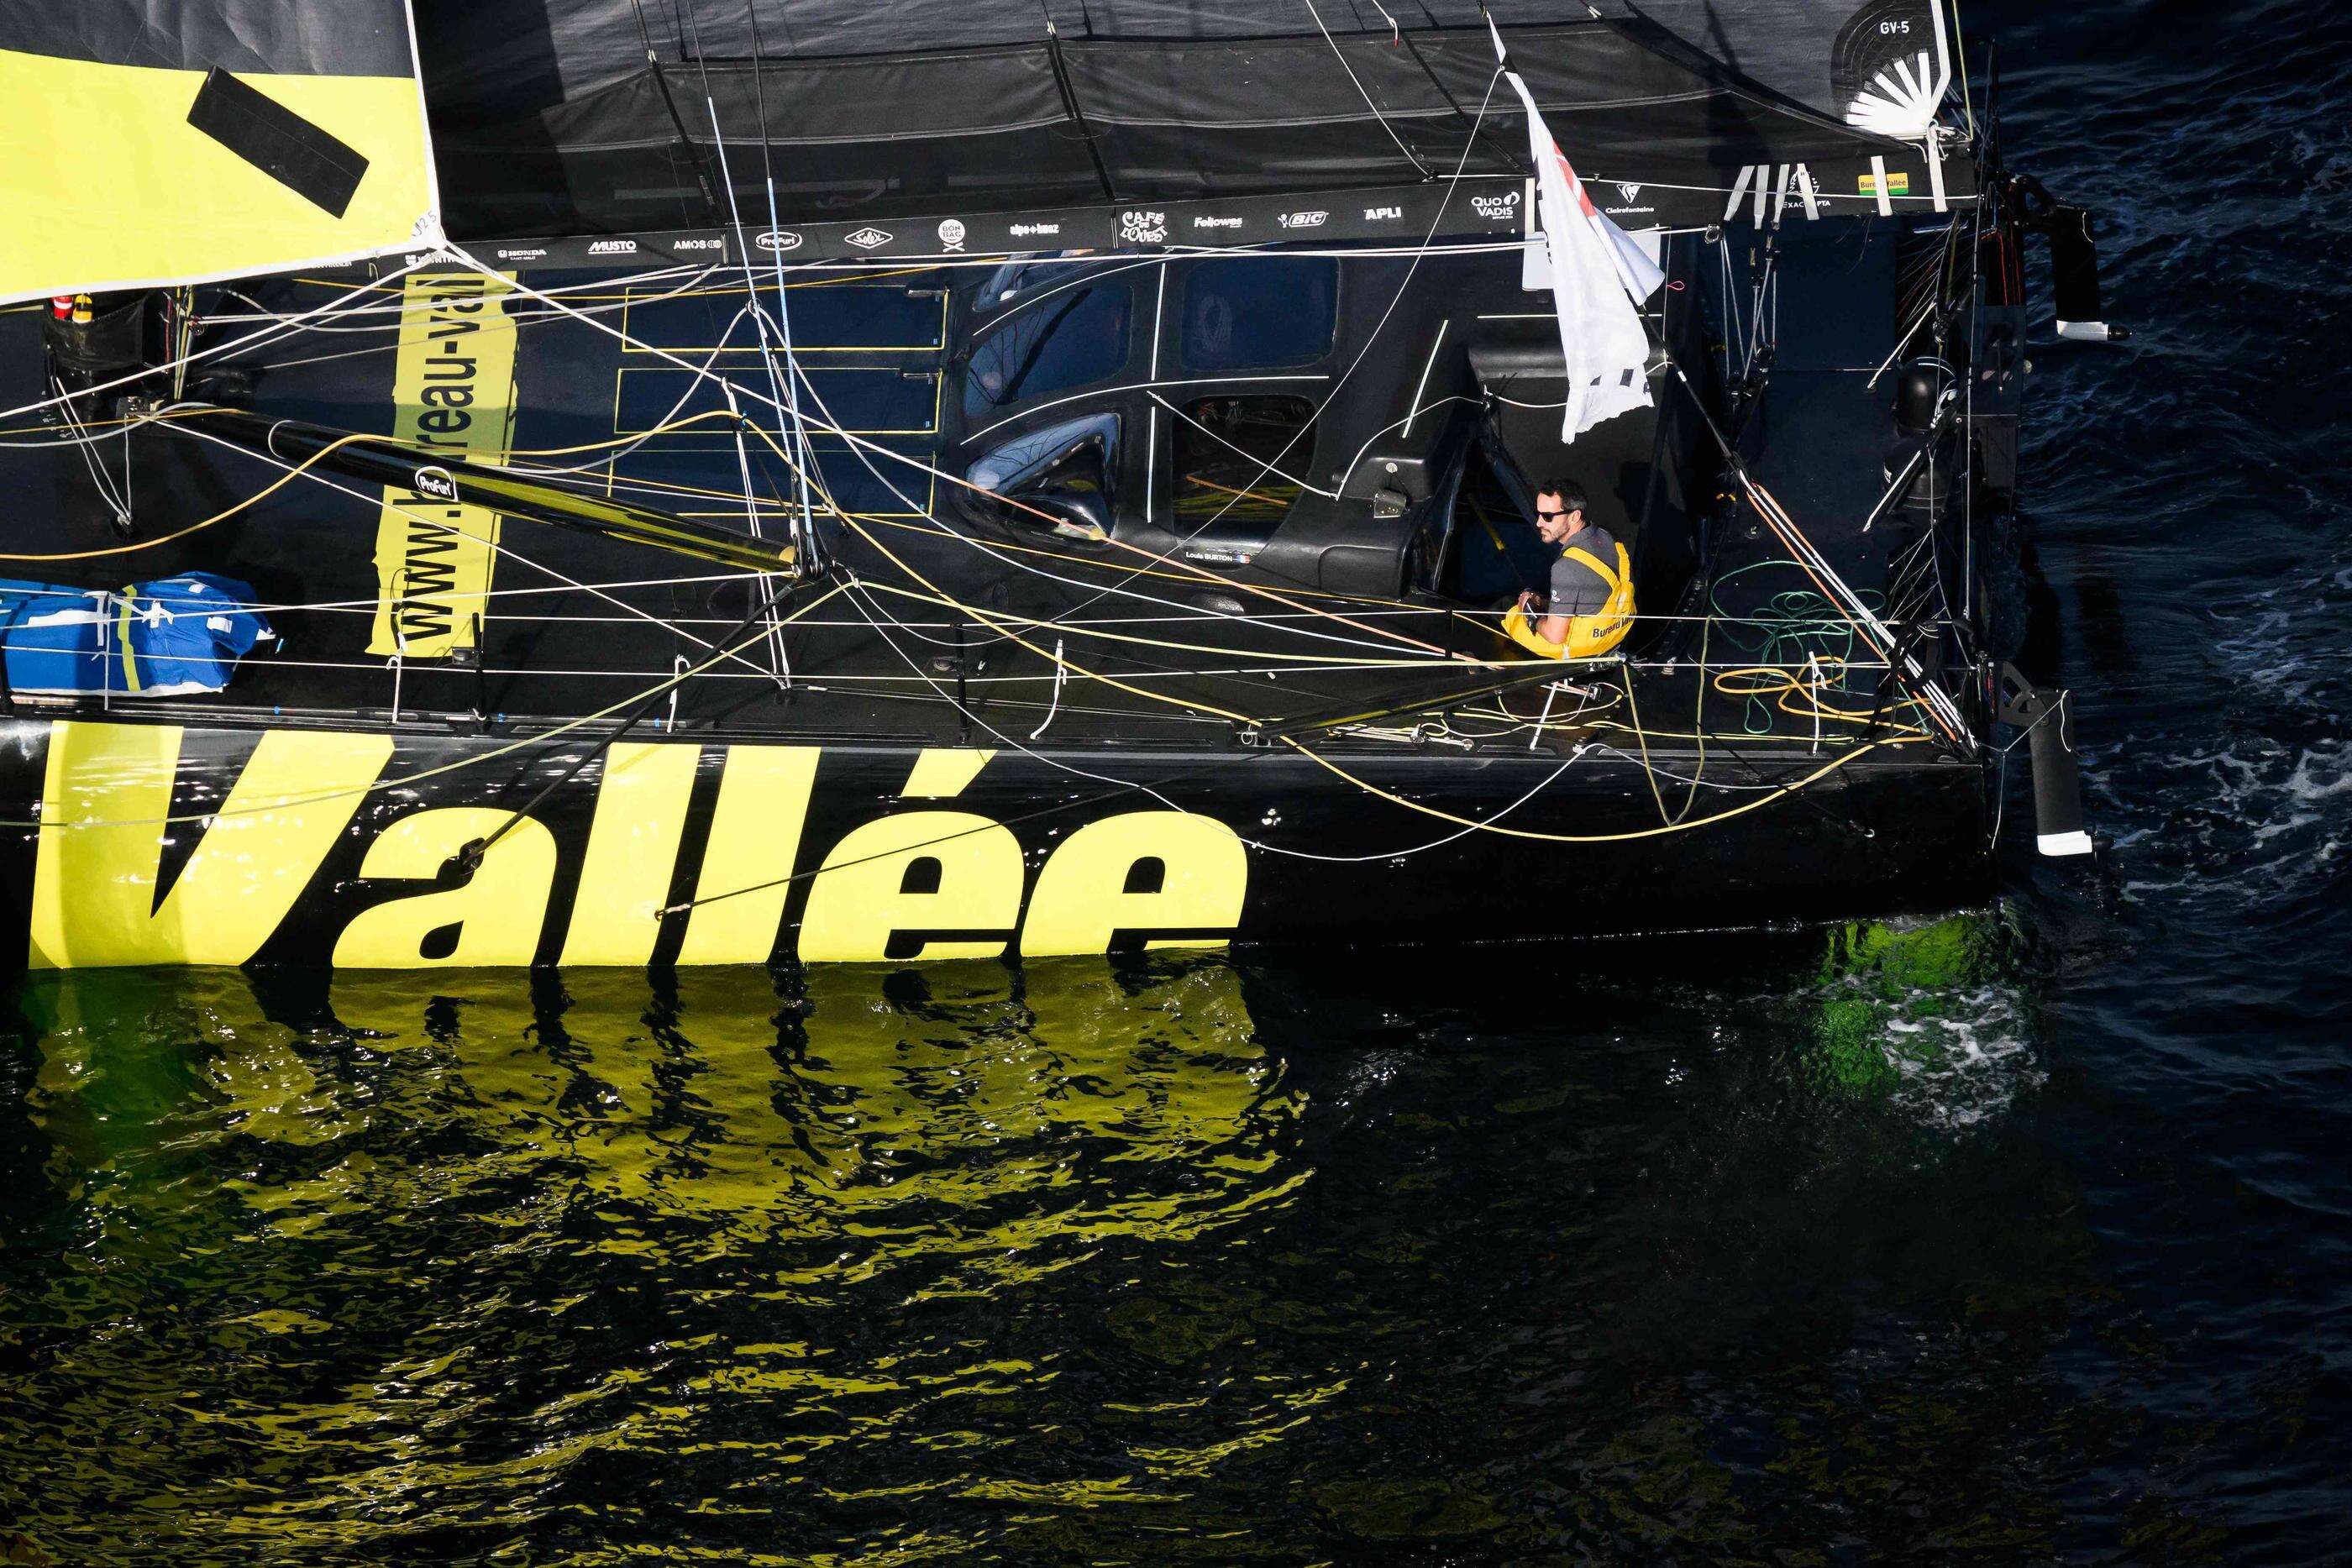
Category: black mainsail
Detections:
[{"x1": 410, "y1": 2, "x2": 1966, "y2": 239}]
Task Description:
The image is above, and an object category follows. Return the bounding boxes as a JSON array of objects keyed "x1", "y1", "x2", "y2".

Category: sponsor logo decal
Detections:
[
  {"x1": 1857, "y1": 170, "x2": 1911, "y2": 195},
  {"x1": 937, "y1": 218, "x2": 967, "y2": 252},
  {"x1": 1278, "y1": 209, "x2": 1329, "y2": 229},
  {"x1": 494, "y1": 246, "x2": 548, "y2": 262},
  {"x1": 1363, "y1": 205, "x2": 1404, "y2": 221},
  {"x1": 1119, "y1": 209, "x2": 1168, "y2": 244},
  {"x1": 1192, "y1": 214, "x2": 1242, "y2": 230},
  {"x1": 673, "y1": 237, "x2": 723, "y2": 252},
  {"x1": 586, "y1": 238, "x2": 638, "y2": 254},
  {"x1": 1009, "y1": 222, "x2": 1061, "y2": 239},
  {"x1": 367, "y1": 273, "x2": 521, "y2": 659},
  {"x1": 1616, "y1": 182, "x2": 1643, "y2": 205},
  {"x1": 755, "y1": 229, "x2": 804, "y2": 253},
  {"x1": 843, "y1": 227, "x2": 893, "y2": 250},
  {"x1": 27, "y1": 730, "x2": 1252, "y2": 968},
  {"x1": 1469, "y1": 191, "x2": 1520, "y2": 223}
]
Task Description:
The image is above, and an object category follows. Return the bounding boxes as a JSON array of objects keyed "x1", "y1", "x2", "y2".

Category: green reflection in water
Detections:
[{"x1": 1803, "y1": 912, "x2": 2031, "y2": 1110}]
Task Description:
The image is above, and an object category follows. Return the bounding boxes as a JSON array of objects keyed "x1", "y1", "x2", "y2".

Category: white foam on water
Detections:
[{"x1": 1877, "y1": 982, "x2": 2042, "y2": 1131}]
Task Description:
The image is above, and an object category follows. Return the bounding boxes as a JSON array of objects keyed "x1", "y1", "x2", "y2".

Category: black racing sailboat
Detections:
[{"x1": 0, "y1": 0, "x2": 2106, "y2": 969}]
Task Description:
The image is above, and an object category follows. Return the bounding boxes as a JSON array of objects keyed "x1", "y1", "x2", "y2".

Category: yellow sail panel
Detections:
[{"x1": 0, "y1": 48, "x2": 436, "y2": 304}]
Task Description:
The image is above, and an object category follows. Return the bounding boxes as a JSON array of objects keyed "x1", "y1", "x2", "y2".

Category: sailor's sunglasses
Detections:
[{"x1": 1536, "y1": 507, "x2": 1573, "y2": 521}]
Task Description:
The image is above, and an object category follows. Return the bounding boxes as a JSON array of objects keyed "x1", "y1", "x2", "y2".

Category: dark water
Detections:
[{"x1": 6, "y1": 3, "x2": 2352, "y2": 1560}]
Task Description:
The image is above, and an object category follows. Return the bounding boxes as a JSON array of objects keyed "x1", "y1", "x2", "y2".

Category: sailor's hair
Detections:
[{"x1": 1536, "y1": 477, "x2": 1587, "y2": 514}]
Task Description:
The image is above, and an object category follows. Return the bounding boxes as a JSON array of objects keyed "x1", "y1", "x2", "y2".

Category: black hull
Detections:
[{"x1": 0, "y1": 714, "x2": 1989, "y2": 970}]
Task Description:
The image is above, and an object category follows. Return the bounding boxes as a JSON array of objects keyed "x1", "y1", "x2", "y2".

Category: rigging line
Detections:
[
  {"x1": 1236, "y1": 749, "x2": 1590, "y2": 864},
  {"x1": 1278, "y1": 732, "x2": 1917, "y2": 843},
  {"x1": 740, "y1": 406, "x2": 1448, "y2": 665},
  {"x1": 1147, "y1": 392, "x2": 1340, "y2": 499},
  {"x1": 742, "y1": 323, "x2": 1452, "y2": 663},
  {"x1": 696, "y1": 105, "x2": 808, "y2": 652},
  {"x1": 52, "y1": 375, "x2": 134, "y2": 532},
  {"x1": 701, "y1": 103, "x2": 800, "y2": 495},
  {"x1": 823, "y1": 574, "x2": 1555, "y2": 875},
  {"x1": 0, "y1": 417, "x2": 386, "y2": 562},
  {"x1": 1616, "y1": 662, "x2": 1674, "y2": 826},
  {"x1": 1670, "y1": 364, "x2": 1966, "y2": 746},
  {"x1": 1588, "y1": 745, "x2": 1783, "y2": 794},
  {"x1": 1013, "y1": 66, "x2": 1506, "y2": 631},
  {"x1": 852, "y1": 578, "x2": 1446, "y2": 668},
  {"x1": 229, "y1": 262, "x2": 722, "y2": 320},
  {"x1": 817, "y1": 564, "x2": 1904, "y2": 867},
  {"x1": 1745, "y1": 477, "x2": 1966, "y2": 744},
  {"x1": 1334, "y1": 393, "x2": 1485, "y2": 496},
  {"x1": 1137, "y1": 65, "x2": 1502, "y2": 553},
  {"x1": 444, "y1": 251, "x2": 1452, "y2": 661},
  {"x1": 0, "y1": 255, "x2": 438, "y2": 423},
  {"x1": 739, "y1": 0, "x2": 780, "y2": 197},
  {"x1": 811, "y1": 466, "x2": 1901, "y2": 869},
  {"x1": 631, "y1": 0, "x2": 724, "y2": 223},
  {"x1": 0, "y1": 581, "x2": 853, "y2": 833},
  {"x1": 820, "y1": 504, "x2": 1264, "y2": 728},
  {"x1": 1669, "y1": 611, "x2": 1710, "y2": 822},
  {"x1": 209, "y1": 266, "x2": 727, "y2": 338},
  {"x1": 967, "y1": 239, "x2": 1525, "y2": 339},
  {"x1": 1299, "y1": 0, "x2": 1435, "y2": 179},
  {"x1": 963, "y1": 373, "x2": 1329, "y2": 449},
  {"x1": 455, "y1": 583, "x2": 792, "y2": 869},
  {"x1": 656, "y1": 769, "x2": 1185, "y2": 915},
  {"x1": 157, "y1": 419, "x2": 785, "y2": 683},
  {"x1": 205, "y1": 306, "x2": 778, "y2": 489}
]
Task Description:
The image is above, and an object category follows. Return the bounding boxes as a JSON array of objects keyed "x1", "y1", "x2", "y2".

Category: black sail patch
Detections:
[{"x1": 186, "y1": 68, "x2": 370, "y2": 217}]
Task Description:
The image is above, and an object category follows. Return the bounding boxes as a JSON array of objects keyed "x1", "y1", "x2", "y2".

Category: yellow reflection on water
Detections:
[{"x1": 6, "y1": 957, "x2": 1315, "y2": 1564}]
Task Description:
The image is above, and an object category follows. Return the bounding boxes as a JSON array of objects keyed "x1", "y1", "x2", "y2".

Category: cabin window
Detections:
[
  {"x1": 1179, "y1": 257, "x2": 1337, "y2": 373},
  {"x1": 1171, "y1": 394, "x2": 1317, "y2": 536},
  {"x1": 963, "y1": 283, "x2": 1131, "y2": 417},
  {"x1": 963, "y1": 412, "x2": 1119, "y2": 542}
]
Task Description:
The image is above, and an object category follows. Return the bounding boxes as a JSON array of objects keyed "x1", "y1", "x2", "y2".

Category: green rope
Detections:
[{"x1": 1706, "y1": 559, "x2": 1888, "y2": 734}]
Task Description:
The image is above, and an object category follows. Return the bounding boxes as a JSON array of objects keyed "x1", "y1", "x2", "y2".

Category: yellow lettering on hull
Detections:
[
  {"x1": 1021, "y1": 812, "x2": 1249, "y2": 955},
  {"x1": 557, "y1": 742, "x2": 700, "y2": 967},
  {"x1": 798, "y1": 811, "x2": 1024, "y2": 963},
  {"x1": 333, "y1": 806, "x2": 558, "y2": 968},
  {"x1": 675, "y1": 746, "x2": 819, "y2": 965},
  {"x1": 21, "y1": 725, "x2": 1252, "y2": 968},
  {"x1": 29, "y1": 721, "x2": 391, "y2": 969}
]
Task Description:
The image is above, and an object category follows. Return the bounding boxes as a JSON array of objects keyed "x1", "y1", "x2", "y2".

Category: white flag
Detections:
[{"x1": 1490, "y1": 19, "x2": 1662, "y2": 442}]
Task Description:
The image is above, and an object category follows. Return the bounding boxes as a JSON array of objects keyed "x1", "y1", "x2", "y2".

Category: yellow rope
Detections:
[
  {"x1": 0, "y1": 424, "x2": 386, "y2": 563},
  {"x1": 1278, "y1": 733, "x2": 1918, "y2": 843}
]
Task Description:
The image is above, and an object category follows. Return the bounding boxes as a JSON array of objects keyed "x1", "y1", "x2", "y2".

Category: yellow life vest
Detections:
[{"x1": 1503, "y1": 539, "x2": 1635, "y2": 659}]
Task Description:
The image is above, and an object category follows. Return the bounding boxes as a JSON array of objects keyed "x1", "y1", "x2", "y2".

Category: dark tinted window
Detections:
[
  {"x1": 1179, "y1": 257, "x2": 1337, "y2": 373},
  {"x1": 963, "y1": 284, "x2": 1131, "y2": 417},
  {"x1": 1172, "y1": 394, "x2": 1316, "y2": 538}
]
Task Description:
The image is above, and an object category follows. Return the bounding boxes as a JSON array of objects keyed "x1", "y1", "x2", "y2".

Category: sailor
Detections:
[{"x1": 1503, "y1": 480, "x2": 1635, "y2": 658}]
